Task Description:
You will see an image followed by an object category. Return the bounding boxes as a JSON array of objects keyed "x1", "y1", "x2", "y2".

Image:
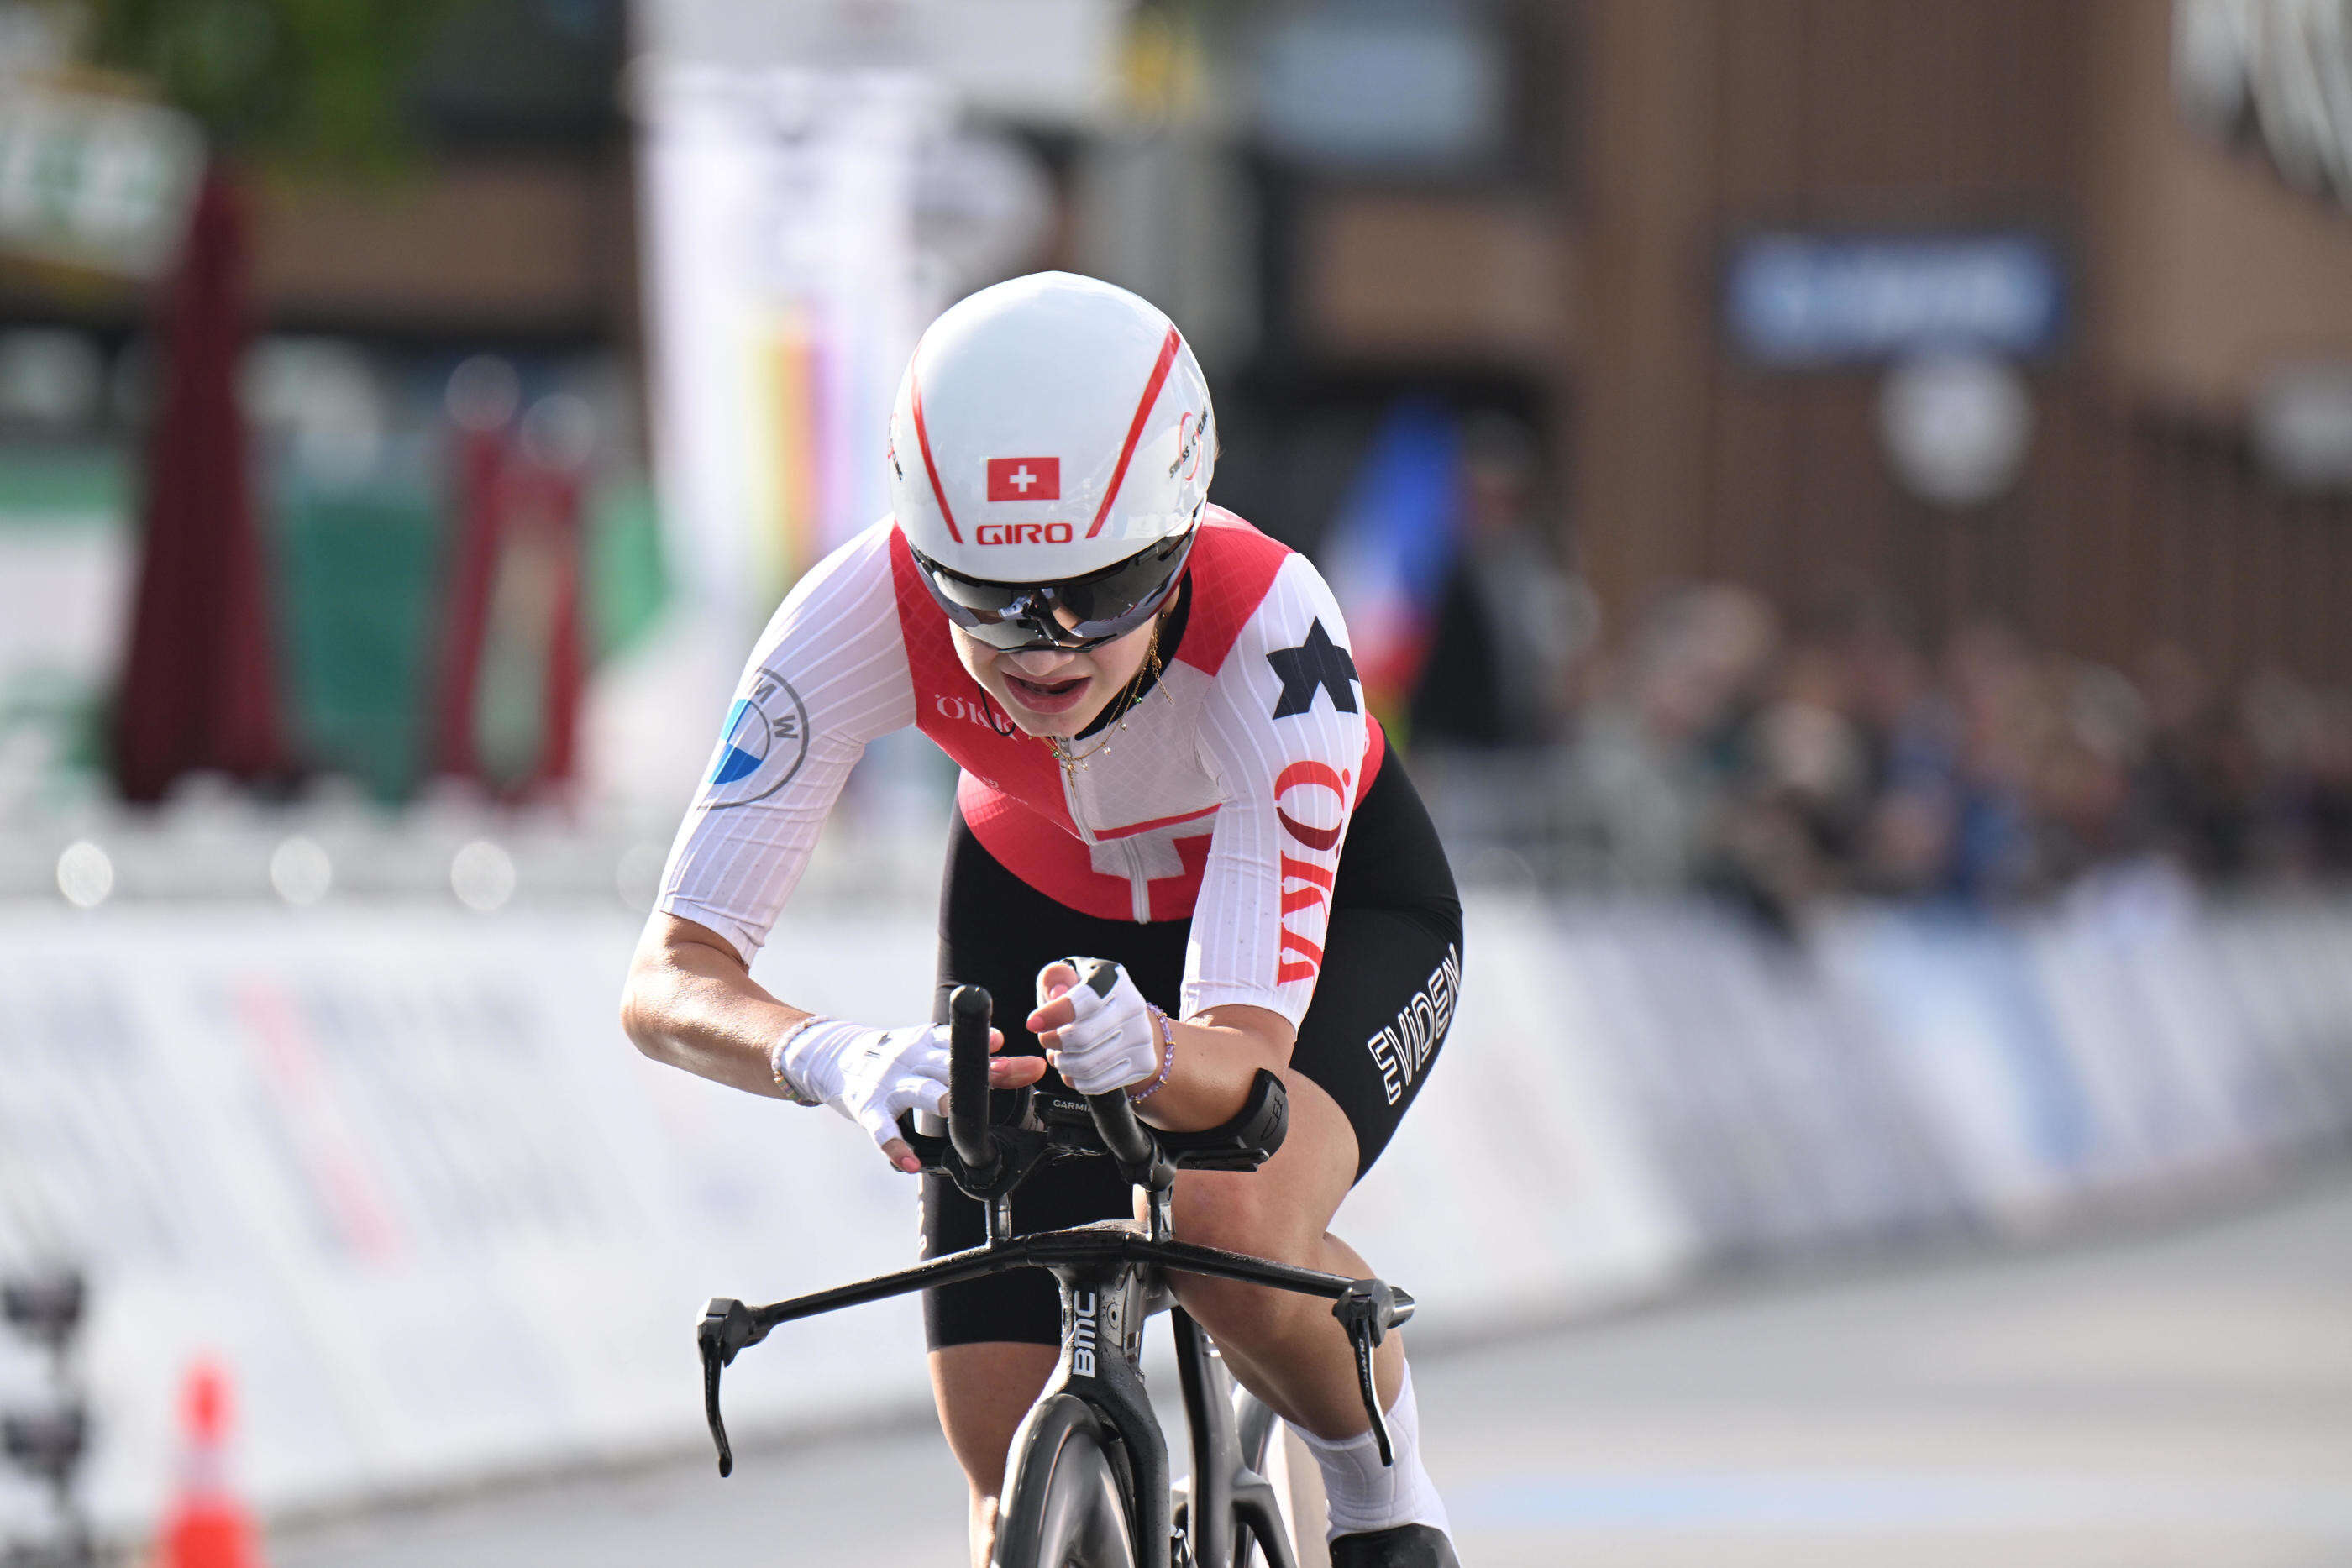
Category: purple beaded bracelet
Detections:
[{"x1": 1127, "y1": 1004, "x2": 1177, "y2": 1103}]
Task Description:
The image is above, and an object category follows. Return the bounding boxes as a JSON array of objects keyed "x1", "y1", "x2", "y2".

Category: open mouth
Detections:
[{"x1": 1002, "y1": 670, "x2": 1091, "y2": 713}]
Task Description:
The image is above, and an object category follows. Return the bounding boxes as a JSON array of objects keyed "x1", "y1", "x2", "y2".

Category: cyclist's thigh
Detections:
[{"x1": 1287, "y1": 899, "x2": 1462, "y2": 1182}]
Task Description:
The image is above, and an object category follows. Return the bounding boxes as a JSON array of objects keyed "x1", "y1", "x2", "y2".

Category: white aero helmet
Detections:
[{"x1": 888, "y1": 271, "x2": 1216, "y2": 649}]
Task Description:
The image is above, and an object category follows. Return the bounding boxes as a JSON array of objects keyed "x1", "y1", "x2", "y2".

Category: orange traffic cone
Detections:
[{"x1": 155, "y1": 1359, "x2": 265, "y2": 1568}]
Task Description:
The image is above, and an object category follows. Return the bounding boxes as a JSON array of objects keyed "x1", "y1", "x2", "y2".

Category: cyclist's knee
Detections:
[
  {"x1": 1167, "y1": 1082, "x2": 1352, "y2": 1261},
  {"x1": 1172, "y1": 1168, "x2": 1311, "y2": 1255},
  {"x1": 1168, "y1": 1180, "x2": 1332, "y2": 1333}
]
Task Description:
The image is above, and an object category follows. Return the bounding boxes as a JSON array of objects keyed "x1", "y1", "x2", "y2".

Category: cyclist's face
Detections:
[{"x1": 952, "y1": 616, "x2": 1160, "y2": 737}]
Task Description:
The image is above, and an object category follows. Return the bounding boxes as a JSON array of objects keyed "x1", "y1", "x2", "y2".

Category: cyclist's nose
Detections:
[{"x1": 1000, "y1": 648, "x2": 1088, "y2": 681}]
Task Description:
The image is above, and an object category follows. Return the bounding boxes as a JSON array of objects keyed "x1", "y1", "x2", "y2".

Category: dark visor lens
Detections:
[{"x1": 916, "y1": 529, "x2": 1194, "y2": 650}]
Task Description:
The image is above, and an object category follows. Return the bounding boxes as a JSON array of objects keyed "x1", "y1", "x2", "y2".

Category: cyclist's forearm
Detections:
[
  {"x1": 1135, "y1": 1009, "x2": 1289, "y2": 1132},
  {"x1": 621, "y1": 922, "x2": 811, "y2": 1099}
]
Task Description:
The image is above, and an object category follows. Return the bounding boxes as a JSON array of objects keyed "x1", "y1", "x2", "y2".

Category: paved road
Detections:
[{"x1": 276, "y1": 1177, "x2": 2352, "y2": 1567}]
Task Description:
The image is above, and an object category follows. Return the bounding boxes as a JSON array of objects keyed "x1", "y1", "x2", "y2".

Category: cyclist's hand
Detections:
[
  {"x1": 779, "y1": 1019, "x2": 1034, "y2": 1172},
  {"x1": 1028, "y1": 958, "x2": 1162, "y2": 1096}
]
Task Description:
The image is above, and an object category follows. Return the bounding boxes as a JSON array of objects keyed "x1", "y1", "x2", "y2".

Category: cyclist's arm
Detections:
[
  {"x1": 623, "y1": 912, "x2": 821, "y2": 1099},
  {"x1": 626, "y1": 912, "x2": 1051, "y2": 1093},
  {"x1": 619, "y1": 522, "x2": 914, "y2": 1090}
]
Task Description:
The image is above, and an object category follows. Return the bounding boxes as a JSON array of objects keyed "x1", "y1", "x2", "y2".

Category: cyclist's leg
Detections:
[
  {"x1": 1166, "y1": 759, "x2": 1463, "y2": 1549},
  {"x1": 928, "y1": 1340, "x2": 1058, "y2": 1563},
  {"x1": 1161, "y1": 1062, "x2": 1394, "y2": 1434},
  {"x1": 1160, "y1": 902, "x2": 1457, "y2": 1550},
  {"x1": 1165, "y1": 760, "x2": 1460, "y2": 1436}
]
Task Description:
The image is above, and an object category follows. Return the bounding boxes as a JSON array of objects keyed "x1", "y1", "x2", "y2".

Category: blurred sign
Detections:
[
  {"x1": 1255, "y1": 9, "x2": 1505, "y2": 170},
  {"x1": 2252, "y1": 364, "x2": 2352, "y2": 490},
  {"x1": 635, "y1": 0, "x2": 1125, "y2": 127},
  {"x1": 1723, "y1": 233, "x2": 2066, "y2": 367},
  {"x1": 635, "y1": 65, "x2": 937, "y2": 643},
  {"x1": 1877, "y1": 352, "x2": 2036, "y2": 509},
  {"x1": 0, "y1": 83, "x2": 202, "y2": 276}
]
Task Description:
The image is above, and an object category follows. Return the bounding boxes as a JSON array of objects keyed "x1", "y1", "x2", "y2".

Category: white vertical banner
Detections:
[
  {"x1": 609, "y1": 63, "x2": 939, "y2": 816},
  {"x1": 634, "y1": 64, "x2": 938, "y2": 650},
  {"x1": 633, "y1": 65, "x2": 778, "y2": 649},
  {"x1": 605, "y1": 2, "x2": 1087, "y2": 815}
]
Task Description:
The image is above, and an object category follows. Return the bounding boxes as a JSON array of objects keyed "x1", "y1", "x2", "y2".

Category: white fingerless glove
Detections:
[
  {"x1": 774, "y1": 1019, "x2": 950, "y2": 1156},
  {"x1": 1044, "y1": 958, "x2": 1164, "y2": 1096}
]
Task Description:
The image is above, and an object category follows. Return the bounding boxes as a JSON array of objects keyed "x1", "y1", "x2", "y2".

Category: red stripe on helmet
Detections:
[
  {"x1": 1085, "y1": 327, "x2": 1184, "y2": 540},
  {"x1": 910, "y1": 370, "x2": 962, "y2": 545}
]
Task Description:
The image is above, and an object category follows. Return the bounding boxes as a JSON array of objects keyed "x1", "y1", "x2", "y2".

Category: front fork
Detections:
[
  {"x1": 1021, "y1": 1254, "x2": 1169, "y2": 1568},
  {"x1": 1173, "y1": 1309, "x2": 1298, "y2": 1568}
]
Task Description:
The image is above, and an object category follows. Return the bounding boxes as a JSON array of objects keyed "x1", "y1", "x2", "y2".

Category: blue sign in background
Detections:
[{"x1": 1724, "y1": 233, "x2": 2067, "y2": 366}]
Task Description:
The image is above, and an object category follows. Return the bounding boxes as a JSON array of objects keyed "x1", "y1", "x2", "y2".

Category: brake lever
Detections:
[
  {"x1": 1331, "y1": 1280, "x2": 1415, "y2": 1467},
  {"x1": 698, "y1": 1297, "x2": 768, "y2": 1477}
]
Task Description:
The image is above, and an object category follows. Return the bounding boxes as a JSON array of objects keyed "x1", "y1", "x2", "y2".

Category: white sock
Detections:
[{"x1": 1291, "y1": 1361, "x2": 1450, "y2": 1542}]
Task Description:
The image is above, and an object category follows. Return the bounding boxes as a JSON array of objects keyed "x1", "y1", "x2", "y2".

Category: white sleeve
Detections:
[
  {"x1": 1184, "y1": 553, "x2": 1371, "y2": 1028},
  {"x1": 656, "y1": 522, "x2": 916, "y2": 962}
]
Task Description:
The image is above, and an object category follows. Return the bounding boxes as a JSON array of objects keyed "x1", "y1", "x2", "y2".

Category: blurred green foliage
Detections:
[
  {"x1": 81, "y1": 0, "x2": 466, "y2": 169},
  {"x1": 269, "y1": 471, "x2": 666, "y2": 801},
  {"x1": 270, "y1": 476, "x2": 439, "y2": 799}
]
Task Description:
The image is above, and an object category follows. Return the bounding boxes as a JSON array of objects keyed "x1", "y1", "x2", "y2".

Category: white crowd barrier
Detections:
[{"x1": 3, "y1": 884, "x2": 2349, "y2": 1539}]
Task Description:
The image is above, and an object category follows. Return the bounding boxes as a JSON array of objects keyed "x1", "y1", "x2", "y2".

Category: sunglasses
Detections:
[{"x1": 912, "y1": 529, "x2": 1195, "y2": 652}]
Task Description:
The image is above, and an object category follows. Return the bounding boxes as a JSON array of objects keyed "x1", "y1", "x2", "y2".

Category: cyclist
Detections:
[{"x1": 622, "y1": 272, "x2": 1465, "y2": 1567}]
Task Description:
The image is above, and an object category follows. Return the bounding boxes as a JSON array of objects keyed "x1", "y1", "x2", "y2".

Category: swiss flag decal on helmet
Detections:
[{"x1": 986, "y1": 457, "x2": 1060, "y2": 501}]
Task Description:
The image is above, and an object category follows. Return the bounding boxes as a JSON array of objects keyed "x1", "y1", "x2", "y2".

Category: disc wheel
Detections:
[{"x1": 994, "y1": 1393, "x2": 1138, "y2": 1568}]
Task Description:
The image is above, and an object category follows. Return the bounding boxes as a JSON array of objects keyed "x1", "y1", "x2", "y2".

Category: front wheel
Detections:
[{"x1": 994, "y1": 1393, "x2": 1138, "y2": 1568}]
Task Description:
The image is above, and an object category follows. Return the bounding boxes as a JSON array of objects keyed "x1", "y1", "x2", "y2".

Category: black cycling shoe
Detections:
[{"x1": 1328, "y1": 1523, "x2": 1462, "y2": 1566}]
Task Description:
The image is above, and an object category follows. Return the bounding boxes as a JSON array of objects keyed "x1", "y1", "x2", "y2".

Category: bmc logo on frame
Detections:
[{"x1": 976, "y1": 522, "x2": 1074, "y2": 545}]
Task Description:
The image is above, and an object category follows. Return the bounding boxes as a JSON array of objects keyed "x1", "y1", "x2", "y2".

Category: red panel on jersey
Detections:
[
  {"x1": 887, "y1": 527, "x2": 1075, "y2": 835},
  {"x1": 886, "y1": 513, "x2": 1382, "y2": 920},
  {"x1": 1173, "y1": 508, "x2": 1290, "y2": 676},
  {"x1": 985, "y1": 457, "x2": 1060, "y2": 501}
]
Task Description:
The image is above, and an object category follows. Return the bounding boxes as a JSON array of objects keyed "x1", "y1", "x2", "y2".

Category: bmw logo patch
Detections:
[{"x1": 701, "y1": 671, "x2": 810, "y2": 807}]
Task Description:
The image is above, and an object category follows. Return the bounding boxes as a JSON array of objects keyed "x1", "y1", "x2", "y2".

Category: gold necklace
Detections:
[{"x1": 1048, "y1": 622, "x2": 1164, "y2": 773}]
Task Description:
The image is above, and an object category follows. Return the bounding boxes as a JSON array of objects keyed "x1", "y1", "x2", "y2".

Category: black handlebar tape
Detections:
[
  {"x1": 1085, "y1": 1088, "x2": 1159, "y2": 1171},
  {"x1": 947, "y1": 985, "x2": 998, "y2": 1180}
]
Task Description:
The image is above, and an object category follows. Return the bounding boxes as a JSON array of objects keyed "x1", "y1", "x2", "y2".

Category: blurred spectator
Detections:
[
  {"x1": 1406, "y1": 414, "x2": 1590, "y2": 748},
  {"x1": 1538, "y1": 579, "x2": 2352, "y2": 921},
  {"x1": 1557, "y1": 583, "x2": 1777, "y2": 890}
]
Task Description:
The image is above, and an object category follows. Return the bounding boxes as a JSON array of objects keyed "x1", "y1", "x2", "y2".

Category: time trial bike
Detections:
[{"x1": 696, "y1": 971, "x2": 1417, "y2": 1567}]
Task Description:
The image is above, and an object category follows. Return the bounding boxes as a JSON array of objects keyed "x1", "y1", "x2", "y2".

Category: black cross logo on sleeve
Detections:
[{"x1": 1268, "y1": 619, "x2": 1361, "y2": 718}]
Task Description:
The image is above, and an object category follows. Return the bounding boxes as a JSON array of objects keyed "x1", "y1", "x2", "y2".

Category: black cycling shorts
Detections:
[{"x1": 920, "y1": 754, "x2": 1463, "y2": 1350}]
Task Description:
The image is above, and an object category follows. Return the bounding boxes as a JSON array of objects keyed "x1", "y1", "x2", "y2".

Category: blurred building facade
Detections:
[
  {"x1": 5, "y1": 0, "x2": 2352, "y2": 887},
  {"x1": 1570, "y1": 0, "x2": 2352, "y2": 688}
]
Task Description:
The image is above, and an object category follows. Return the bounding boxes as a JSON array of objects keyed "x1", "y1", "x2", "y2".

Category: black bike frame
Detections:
[{"x1": 696, "y1": 978, "x2": 1415, "y2": 1567}]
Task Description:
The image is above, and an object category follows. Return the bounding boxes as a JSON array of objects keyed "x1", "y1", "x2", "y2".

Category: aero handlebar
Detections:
[
  {"x1": 945, "y1": 984, "x2": 998, "y2": 1183},
  {"x1": 1064, "y1": 961, "x2": 1173, "y2": 1191},
  {"x1": 947, "y1": 970, "x2": 1173, "y2": 1193},
  {"x1": 698, "y1": 978, "x2": 1418, "y2": 1483}
]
